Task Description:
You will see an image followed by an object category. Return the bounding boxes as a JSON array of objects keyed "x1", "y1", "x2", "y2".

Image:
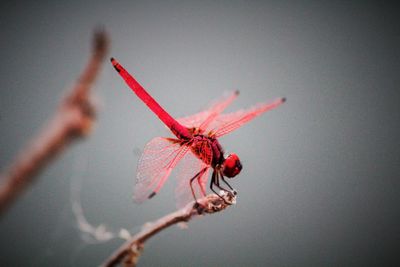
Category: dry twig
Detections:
[
  {"x1": 0, "y1": 30, "x2": 109, "y2": 215},
  {"x1": 102, "y1": 193, "x2": 236, "y2": 267}
]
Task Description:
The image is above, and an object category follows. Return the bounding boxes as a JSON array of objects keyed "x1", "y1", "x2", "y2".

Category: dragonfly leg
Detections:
[
  {"x1": 220, "y1": 176, "x2": 237, "y2": 195},
  {"x1": 190, "y1": 167, "x2": 208, "y2": 203},
  {"x1": 209, "y1": 171, "x2": 222, "y2": 197},
  {"x1": 197, "y1": 168, "x2": 207, "y2": 197},
  {"x1": 214, "y1": 172, "x2": 231, "y2": 193},
  {"x1": 210, "y1": 171, "x2": 231, "y2": 204},
  {"x1": 197, "y1": 178, "x2": 207, "y2": 197}
]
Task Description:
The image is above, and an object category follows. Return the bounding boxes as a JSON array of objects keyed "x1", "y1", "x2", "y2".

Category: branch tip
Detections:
[{"x1": 102, "y1": 192, "x2": 235, "y2": 267}]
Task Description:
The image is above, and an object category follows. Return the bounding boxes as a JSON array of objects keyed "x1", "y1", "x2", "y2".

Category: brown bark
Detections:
[
  {"x1": 0, "y1": 30, "x2": 109, "y2": 215},
  {"x1": 102, "y1": 193, "x2": 236, "y2": 267}
]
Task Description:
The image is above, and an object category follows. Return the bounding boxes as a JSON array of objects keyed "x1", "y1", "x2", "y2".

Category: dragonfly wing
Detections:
[
  {"x1": 134, "y1": 137, "x2": 189, "y2": 203},
  {"x1": 177, "y1": 91, "x2": 238, "y2": 132},
  {"x1": 174, "y1": 150, "x2": 210, "y2": 209},
  {"x1": 210, "y1": 97, "x2": 285, "y2": 138},
  {"x1": 198, "y1": 91, "x2": 239, "y2": 131}
]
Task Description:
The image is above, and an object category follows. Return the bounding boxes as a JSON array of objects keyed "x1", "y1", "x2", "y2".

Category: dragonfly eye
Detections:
[{"x1": 222, "y1": 153, "x2": 242, "y2": 178}]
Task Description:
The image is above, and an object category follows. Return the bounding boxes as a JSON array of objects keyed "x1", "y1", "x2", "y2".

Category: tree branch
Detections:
[
  {"x1": 0, "y1": 29, "x2": 109, "y2": 215},
  {"x1": 102, "y1": 193, "x2": 236, "y2": 267}
]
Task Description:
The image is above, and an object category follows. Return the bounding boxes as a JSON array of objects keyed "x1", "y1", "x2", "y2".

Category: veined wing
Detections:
[
  {"x1": 174, "y1": 149, "x2": 210, "y2": 209},
  {"x1": 209, "y1": 97, "x2": 286, "y2": 138},
  {"x1": 134, "y1": 137, "x2": 189, "y2": 203},
  {"x1": 177, "y1": 91, "x2": 239, "y2": 133}
]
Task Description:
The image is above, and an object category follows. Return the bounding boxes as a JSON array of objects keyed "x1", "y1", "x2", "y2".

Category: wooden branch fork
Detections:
[
  {"x1": 102, "y1": 192, "x2": 236, "y2": 267},
  {"x1": 0, "y1": 30, "x2": 109, "y2": 215}
]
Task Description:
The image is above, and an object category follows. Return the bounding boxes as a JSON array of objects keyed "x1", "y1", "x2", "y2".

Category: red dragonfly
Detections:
[{"x1": 111, "y1": 58, "x2": 285, "y2": 207}]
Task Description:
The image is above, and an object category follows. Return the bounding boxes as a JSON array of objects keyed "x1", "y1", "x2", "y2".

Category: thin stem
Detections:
[
  {"x1": 0, "y1": 29, "x2": 109, "y2": 215},
  {"x1": 102, "y1": 193, "x2": 236, "y2": 267}
]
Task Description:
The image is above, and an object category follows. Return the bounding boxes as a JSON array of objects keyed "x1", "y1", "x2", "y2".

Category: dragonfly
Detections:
[{"x1": 111, "y1": 57, "x2": 285, "y2": 207}]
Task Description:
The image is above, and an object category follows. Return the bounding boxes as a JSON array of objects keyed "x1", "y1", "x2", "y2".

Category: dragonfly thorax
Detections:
[
  {"x1": 190, "y1": 134, "x2": 242, "y2": 178},
  {"x1": 190, "y1": 134, "x2": 225, "y2": 167}
]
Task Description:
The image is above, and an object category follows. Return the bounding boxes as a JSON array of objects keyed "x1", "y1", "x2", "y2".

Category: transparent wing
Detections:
[
  {"x1": 174, "y1": 150, "x2": 210, "y2": 209},
  {"x1": 134, "y1": 137, "x2": 189, "y2": 203},
  {"x1": 210, "y1": 98, "x2": 285, "y2": 138},
  {"x1": 177, "y1": 91, "x2": 239, "y2": 133}
]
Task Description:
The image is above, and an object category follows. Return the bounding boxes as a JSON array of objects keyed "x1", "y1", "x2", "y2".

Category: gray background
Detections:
[{"x1": 1, "y1": 1, "x2": 399, "y2": 266}]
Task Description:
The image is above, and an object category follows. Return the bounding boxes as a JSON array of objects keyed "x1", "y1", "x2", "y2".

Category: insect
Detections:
[{"x1": 111, "y1": 57, "x2": 285, "y2": 207}]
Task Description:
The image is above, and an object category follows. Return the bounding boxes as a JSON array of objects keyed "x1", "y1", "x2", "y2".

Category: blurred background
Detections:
[{"x1": 0, "y1": 1, "x2": 399, "y2": 266}]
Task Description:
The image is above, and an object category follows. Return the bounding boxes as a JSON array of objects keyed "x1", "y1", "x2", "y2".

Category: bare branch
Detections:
[
  {"x1": 0, "y1": 29, "x2": 110, "y2": 215},
  {"x1": 102, "y1": 193, "x2": 236, "y2": 267}
]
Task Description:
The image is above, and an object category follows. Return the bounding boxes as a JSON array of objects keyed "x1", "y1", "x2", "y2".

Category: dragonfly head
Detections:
[{"x1": 222, "y1": 153, "x2": 242, "y2": 178}]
